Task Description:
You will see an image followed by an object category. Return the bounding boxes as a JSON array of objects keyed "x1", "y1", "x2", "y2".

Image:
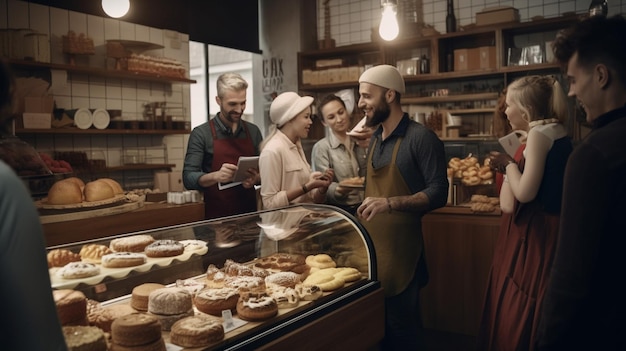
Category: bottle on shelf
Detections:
[
  {"x1": 446, "y1": 0, "x2": 456, "y2": 33},
  {"x1": 420, "y1": 54, "x2": 430, "y2": 74},
  {"x1": 588, "y1": 0, "x2": 608, "y2": 17}
]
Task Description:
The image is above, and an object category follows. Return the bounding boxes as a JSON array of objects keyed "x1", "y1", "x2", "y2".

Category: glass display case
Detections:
[{"x1": 47, "y1": 204, "x2": 383, "y2": 350}]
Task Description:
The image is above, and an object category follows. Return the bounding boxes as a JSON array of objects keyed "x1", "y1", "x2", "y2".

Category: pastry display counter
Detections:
[{"x1": 46, "y1": 204, "x2": 383, "y2": 350}]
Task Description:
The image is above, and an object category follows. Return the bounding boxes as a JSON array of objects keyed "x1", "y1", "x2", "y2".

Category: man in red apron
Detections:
[
  {"x1": 356, "y1": 65, "x2": 448, "y2": 350},
  {"x1": 183, "y1": 73, "x2": 263, "y2": 220}
]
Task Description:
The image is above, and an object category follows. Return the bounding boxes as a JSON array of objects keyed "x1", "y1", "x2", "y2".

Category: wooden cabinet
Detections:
[
  {"x1": 420, "y1": 207, "x2": 501, "y2": 336},
  {"x1": 298, "y1": 15, "x2": 583, "y2": 141}
]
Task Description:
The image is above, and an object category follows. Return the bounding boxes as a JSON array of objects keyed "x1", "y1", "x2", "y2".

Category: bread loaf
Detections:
[
  {"x1": 47, "y1": 179, "x2": 83, "y2": 205},
  {"x1": 84, "y1": 180, "x2": 115, "y2": 202}
]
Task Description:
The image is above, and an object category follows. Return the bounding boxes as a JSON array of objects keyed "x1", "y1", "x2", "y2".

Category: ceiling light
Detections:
[
  {"x1": 379, "y1": 0, "x2": 399, "y2": 41},
  {"x1": 102, "y1": 0, "x2": 130, "y2": 18}
]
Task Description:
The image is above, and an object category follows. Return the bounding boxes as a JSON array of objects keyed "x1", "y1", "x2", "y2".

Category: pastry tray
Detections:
[{"x1": 49, "y1": 245, "x2": 208, "y2": 290}]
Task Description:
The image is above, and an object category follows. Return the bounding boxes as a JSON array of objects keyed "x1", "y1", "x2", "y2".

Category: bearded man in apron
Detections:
[
  {"x1": 356, "y1": 65, "x2": 448, "y2": 350},
  {"x1": 183, "y1": 73, "x2": 263, "y2": 223}
]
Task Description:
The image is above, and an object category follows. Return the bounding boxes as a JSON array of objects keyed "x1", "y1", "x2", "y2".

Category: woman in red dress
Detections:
[{"x1": 477, "y1": 75, "x2": 573, "y2": 351}]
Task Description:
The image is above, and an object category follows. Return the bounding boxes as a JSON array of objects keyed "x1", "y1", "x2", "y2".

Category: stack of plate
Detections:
[{"x1": 72, "y1": 108, "x2": 110, "y2": 129}]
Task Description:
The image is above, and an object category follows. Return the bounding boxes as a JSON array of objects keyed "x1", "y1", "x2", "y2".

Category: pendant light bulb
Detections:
[
  {"x1": 379, "y1": 2, "x2": 399, "y2": 41},
  {"x1": 102, "y1": 0, "x2": 130, "y2": 18}
]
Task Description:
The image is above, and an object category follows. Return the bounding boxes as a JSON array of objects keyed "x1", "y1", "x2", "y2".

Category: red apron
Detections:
[{"x1": 203, "y1": 119, "x2": 257, "y2": 219}]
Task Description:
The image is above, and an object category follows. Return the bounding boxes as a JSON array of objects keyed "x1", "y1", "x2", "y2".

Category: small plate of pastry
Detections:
[{"x1": 338, "y1": 176, "x2": 365, "y2": 189}]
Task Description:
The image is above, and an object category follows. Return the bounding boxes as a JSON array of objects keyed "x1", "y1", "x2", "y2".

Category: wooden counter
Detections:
[
  {"x1": 420, "y1": 205, "x2": 501, "y2": 336},
  {"x1": 42, "y1": 202, "x2": 205, "y2": 247}
]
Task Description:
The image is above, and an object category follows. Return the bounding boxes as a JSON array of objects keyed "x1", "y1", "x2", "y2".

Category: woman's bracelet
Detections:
[
  {"x1": 302, "y1": 184, "x2": 308, "y2": 194},
  {"x1": 387, "y1": 197, "x2": 392, "y2": 213}
]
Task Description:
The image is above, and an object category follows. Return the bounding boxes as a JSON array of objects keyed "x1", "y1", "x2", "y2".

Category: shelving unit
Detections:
[
  {"x1": 14, "y1": 128, "x2": 190, "y2": 135},
  {"x1": 8, "y1": 59, "x2": 196, "y2": 84},
  {"x1": 298, "y1": 15, "x2": 583, "y2": 141}
]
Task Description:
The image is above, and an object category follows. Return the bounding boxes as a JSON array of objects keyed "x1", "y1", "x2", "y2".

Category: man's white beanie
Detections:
[{"x1": 358, "y1": 64, "x2": 406, "y2": 94}]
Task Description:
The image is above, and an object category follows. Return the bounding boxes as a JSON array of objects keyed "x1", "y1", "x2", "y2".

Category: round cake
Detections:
[
  {"x1": 54, "y1": 289, "x2": 88, "y2": 326},
  {"x1": 57, "y1": 262, "x2": 100, "y2": 279},
  {"x1": 236, "y1": 291, "x2": 278, "y2": 321},
  {"x1": 109, "y1": 234, "x2": 155, "y2": 252},
  {"x1": 170, "y1": 315, "x2": 225, "y2": 348},
  {"x1": 144, "y1": 239, "x2": 184, "y2": 258},
  {"x1": 193, "y1": 287, "x2": 239, "y2": 316},
  {"x1": 148, "y1": 287, "x2": 193, "y2": 316},
  {"x1": 110, "y1": 313, "x2": 162, "y2": 347},
  {"x1": 62, "y1": 325, "x2": 107, "y2": 351},
  {"x1": 131, "y1": 283, "x2": 165, "y2": 311},
  {"x1": 224, "y1": 275, "x2": 265, "y2": 292},
  {"x1": 101, "y1": 252, "x2": 147, "y2": 268}
]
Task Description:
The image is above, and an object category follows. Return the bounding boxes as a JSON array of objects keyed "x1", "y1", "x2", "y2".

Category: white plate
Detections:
[
  {"x1": 73, "y1": 108, "x2": 93, "y2": 129},
  {"x1": 92, "y1": 108, "x2": 110, "y2": 129}
]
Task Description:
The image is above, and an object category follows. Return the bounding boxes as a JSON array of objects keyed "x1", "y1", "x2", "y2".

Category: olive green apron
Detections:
[{"x1": 362, "y1": 136, "x2": 424, "y2": 297}]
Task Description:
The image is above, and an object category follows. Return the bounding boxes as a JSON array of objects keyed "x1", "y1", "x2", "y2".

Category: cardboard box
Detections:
[
  {"x1": 337, "y1": 67, "x2": 349, "y2": 82},
  {"x1": 348, "y1": 66, "x2": 360, "y2": 81},
  {"x1": 454, "y1": 48, "x2": 480, "y2": 71},
  {"x1": 302, "y1": 69, "x2": 312, "y2": 85},
  {"x1": 169, "y1": 171, "x2": 183, "y2": 192},
  {"x1": 22, "y1": 96, "x2": 54, "y2": 129},
  {"x1": 318, "y1": 69, "x2": 329, "y2": 84},
  {"x1": 476, "y1": 6, "x2": 520, "y2": 26},
  {"x1": 479, "y1": 46, "x2": 497, "y2": 69},
  {"x1": 327, "y1": 68, "x2": 340, "y2": 83}
]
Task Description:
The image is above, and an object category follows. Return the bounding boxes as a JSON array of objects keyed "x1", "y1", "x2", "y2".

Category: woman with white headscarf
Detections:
[{"x1": 259, "y1": 92, "x2": 333, "y2": 209}]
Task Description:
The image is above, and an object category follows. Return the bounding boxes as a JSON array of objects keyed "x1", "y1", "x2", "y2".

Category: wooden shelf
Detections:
[
  {"x1": 448, "y1": 108, "x2": 495, "y2": 114},
  {"x1": 15, "y1": 128, "x2": 190, "y2": 135},
  {"x1": 105, "y1": 164, "x2": 175, "y2": 171},
  {"x1": 403, "y1": 92, "x2": 499, "y2": 104},
  {"x1": 8, "y1": 59, "x2": 196, "y2": 84}
]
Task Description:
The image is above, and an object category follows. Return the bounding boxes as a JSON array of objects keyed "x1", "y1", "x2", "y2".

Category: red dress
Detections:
[{"x1": 477, "y1": 137, "x2": 571, "y2": 351}]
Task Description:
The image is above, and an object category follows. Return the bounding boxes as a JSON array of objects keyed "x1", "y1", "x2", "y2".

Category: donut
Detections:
[
  {"x1": 131, "y1": 283, "x2": 165, "y2": 311},
  {"x1": 478, "y1": 166, "x2": 494, "y2": 180},
  {"x1": 79, "y1": 244, "x2": 112, "y2": 263},
  {"x1": 265, "y1": 271, "x2": 301, "y2": 289},
  {"x1": 305, "y1": 254, "x2": 336, "y2": 270},
  {"x1": 110, "y1": 313, "x2": 163, "y2": 347},
  {"x1": 101, "y1": 252, "x2": 147, "y2": 268},
  {"x1": 236, "y1": 291, "x2": 278, "y2": 321},
  {"x1": 169, "y1": 315, "x2": 225, "y2": 348},
  {"x1": 294, "y1": 283, "x2": 324, "y2": 301},
  {"x1": 62, "y1": 326, "x2": 107, "y2": 351},
  {"x1": 47, "y1": 248, "x2": 81, "y2": 268},
  {"x1": 57, "y1": 262, "x2": 100, "y2": 279},
  {"x1": 109, "y1": 234, "x2": 155, "y2": 252},
  {"x1": 144, "y1": 239, "x2": 184, "y2": 258},
  {"x1": 267, "y1": 286, "x2": 300, "y2": 309},
  {"x1": 148, "y1": 287, "x2": 193, "y2": 316},
  {"x1": 224, "y1": 276, "x2": 265, "y2": 292},
  {"x1": 54, "y1": 289, "x2": 87, "y2": 326},
  {"x1": 193, "y1": 287, "x2": 240, "y2": 316},
  {"x1": 179, "y1": 239, "x2": 208, "y2": 251}
]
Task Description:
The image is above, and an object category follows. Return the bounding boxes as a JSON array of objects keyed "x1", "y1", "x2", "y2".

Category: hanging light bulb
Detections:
[
  {"x1": 379, "y1": 0, "x2": 399, "y2": 41},
  {"x1": 102, "y1": 0, "x2": 130, "y2": 18}
]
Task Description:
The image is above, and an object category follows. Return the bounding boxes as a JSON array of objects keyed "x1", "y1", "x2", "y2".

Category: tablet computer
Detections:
[{"x1": 232, "y1": 156, "x2": 259, "y2": 182}]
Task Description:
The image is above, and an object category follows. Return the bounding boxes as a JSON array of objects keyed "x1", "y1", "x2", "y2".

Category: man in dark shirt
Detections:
[
  {"x1": 183, "y1": 73, "x2": 263, "y2": 219},
  {"x1": 355, "y1": 64, "x2": 448, "y2": 350},
  {"x1": 536, "y1": 15, "x2": 626, "y2": 351}
]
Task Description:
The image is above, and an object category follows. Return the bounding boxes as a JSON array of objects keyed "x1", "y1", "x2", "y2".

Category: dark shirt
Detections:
[
  {"x1": 369, "y1": 113, "x2": 448, "y2": 211},
  {"x1": 537, "y1": 105, "x2": 626, "y2": 350},
  {"x1": 183, "y1": 113, "x2": 263, "y2": 190}
]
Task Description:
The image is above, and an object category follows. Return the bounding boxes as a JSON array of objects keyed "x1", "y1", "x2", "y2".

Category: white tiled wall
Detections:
[
  {"x1": 1, "y1": 0, "x2": 191, "y2": 186},
  {"x1": 318, "y1": 0, "x2": 626, "y2": 47}
]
